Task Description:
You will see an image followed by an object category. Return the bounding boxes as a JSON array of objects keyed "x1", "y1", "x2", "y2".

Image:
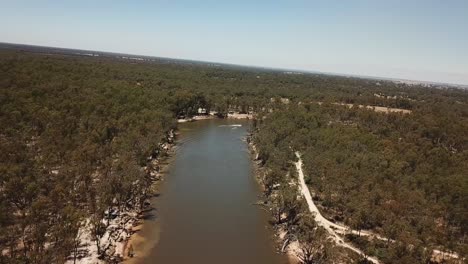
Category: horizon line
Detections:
[{"x1": 2, "y1": 41, "x2": 467, "y2": 88}]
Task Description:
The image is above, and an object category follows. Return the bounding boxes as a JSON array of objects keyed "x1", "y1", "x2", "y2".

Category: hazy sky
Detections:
[{"x1": 1, "y1": 0, "x2": 467, "y2": 85}]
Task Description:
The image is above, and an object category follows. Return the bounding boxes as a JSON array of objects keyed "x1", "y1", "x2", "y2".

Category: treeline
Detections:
[
  {"x1": 253, "y1": 101, "x2": 468, "y2": 263},
  {"x1": 1, "y1": 49, "x2": 467, "y2": 263}
]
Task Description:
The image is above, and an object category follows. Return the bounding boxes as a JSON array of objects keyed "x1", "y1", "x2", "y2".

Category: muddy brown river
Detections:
[{"x1": 130, "y1": 119, "x2": 288, "y2": 264}]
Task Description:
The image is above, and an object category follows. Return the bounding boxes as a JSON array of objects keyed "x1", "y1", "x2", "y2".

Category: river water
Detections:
[{"x1": 132, "y1": 119, "x2": 288, "y2": 264}]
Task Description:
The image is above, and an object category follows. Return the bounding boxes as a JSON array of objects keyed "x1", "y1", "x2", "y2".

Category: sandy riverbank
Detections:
[
  {"x1": 227, "y1": 112, "x2": 254, "y2": 119},
  {"x1": 65, "y1": 132, "x2": 176, "y2": 264},
  {"x1": 122, "y1": 148, "x2": 176, "y2": 263},
  {"x1": 121, "y1": 202, "x2": 161, "y2": 264},
  {"x1": 178, "y1": 112, "x2": 254, "y2": 123}
]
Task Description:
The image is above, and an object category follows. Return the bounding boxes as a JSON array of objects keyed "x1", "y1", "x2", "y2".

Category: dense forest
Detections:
[
  {"x1": 1, "y1": 49, "x2": 467, "y2": 263},
  {"x1": 253, "y1": 103, "x2": 468, "y2": 263}
]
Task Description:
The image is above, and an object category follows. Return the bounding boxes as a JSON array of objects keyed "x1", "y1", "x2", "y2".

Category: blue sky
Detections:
[{"x1": 1, "y1": 0, "x2": 467, "y2": 85}]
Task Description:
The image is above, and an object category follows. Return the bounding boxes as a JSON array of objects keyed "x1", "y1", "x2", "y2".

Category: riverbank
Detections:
[
  {"x1": 248, "y1": 134, "x2": 381, "y2": 264},
  {"x1": 122, "y1": 150, "x2": 176, "y2": 263},
  {"x1": 177, "y1": 111, "x2": 254, "y2": 123},
  {"x1": 67, "y1": 132, "x2": 176, "y2": 264},
  {"x1": 247, "y1": 140, "x2": 299, "y2": 264},
  {"x1": 248, "y1": 138, "x2": 462, "y2": 264}
]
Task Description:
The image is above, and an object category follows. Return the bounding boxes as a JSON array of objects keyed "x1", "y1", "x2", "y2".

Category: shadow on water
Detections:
[{"x1": 140, "y1": 209, "x2": 158, "y2": 221}]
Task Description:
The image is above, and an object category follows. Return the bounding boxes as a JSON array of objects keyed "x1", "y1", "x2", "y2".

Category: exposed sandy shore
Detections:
[
  {"x1": 192, "y1": 115, "x2": 216, "y2": 120},
  {"x1": 227, "y1": 112, "x2": 254, "y2": 119},
  {"x1": 122, "y1": 153, "x2": 175, "y2": 263},
  {"x1": 177, "y1": 112, "x2": 253, "y2": 123},
  {"x1": 122, "y1": 213, "x2": 161, "y2": 264}
]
